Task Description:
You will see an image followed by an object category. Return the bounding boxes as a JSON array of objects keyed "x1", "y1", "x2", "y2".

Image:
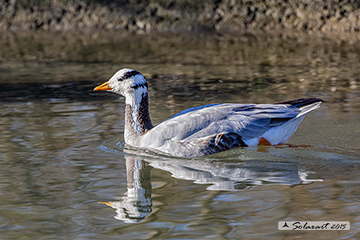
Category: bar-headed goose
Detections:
[{"x1": 94, "y1": 68, "x2": 323, "y2": 157}]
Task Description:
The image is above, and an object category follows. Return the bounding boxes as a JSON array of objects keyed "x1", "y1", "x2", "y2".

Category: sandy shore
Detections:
[{"x1": 1, "y1": 0, "x2": 360, "y2": 35}]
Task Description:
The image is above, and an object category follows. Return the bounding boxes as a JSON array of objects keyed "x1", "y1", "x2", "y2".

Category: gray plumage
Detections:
[{"x1": 94, "y1": 68, "x2": 323, "y2": 157}]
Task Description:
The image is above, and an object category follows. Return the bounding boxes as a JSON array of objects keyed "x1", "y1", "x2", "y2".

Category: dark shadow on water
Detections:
[{"x1": 0, "y1": 81, "x2": 118, "y2": 102}]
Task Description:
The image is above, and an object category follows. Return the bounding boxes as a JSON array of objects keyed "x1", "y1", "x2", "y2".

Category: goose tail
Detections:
[{"x1": 275, "y1": 98, "x2": 324, "y2": 118}]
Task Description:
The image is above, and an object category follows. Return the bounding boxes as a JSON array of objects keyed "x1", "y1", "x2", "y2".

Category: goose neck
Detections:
[{"x1": 124, "y1": 92, "x2": 153, "y2": 144}]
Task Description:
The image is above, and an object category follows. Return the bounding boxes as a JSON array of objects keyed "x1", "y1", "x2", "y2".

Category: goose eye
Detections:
[{"x1": 118, "y1": 78, "x2": 123, "y2": 82}]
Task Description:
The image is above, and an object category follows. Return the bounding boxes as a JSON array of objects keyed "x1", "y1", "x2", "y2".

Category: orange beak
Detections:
[
  {"x1": 98, "y1": 201, "x2": 114, "y2": 207},
  {"x1": 94, "y1": 81, "x2": 113, "y2": 91}
]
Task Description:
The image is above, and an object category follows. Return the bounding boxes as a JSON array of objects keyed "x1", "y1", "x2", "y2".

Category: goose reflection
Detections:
[
  {"x1": 99, "y1": 155, "x2": 152, "y2": 223},
  {"x1": 99, "y1": 148, "x2": 322, "y2": 223},
  {"x1": 141, "y1": 152, "x2": 322, "y2": 191}
]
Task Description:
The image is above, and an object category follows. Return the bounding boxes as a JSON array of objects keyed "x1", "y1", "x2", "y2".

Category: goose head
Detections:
[
  {"x1": 94, "y1": 68, "x2": 153, "y2": 141},
  {"x1": 93, "y1": 68, "x2": 148, "y2": 98}
]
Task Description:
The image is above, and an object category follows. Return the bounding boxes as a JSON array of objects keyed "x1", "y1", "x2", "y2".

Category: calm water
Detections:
[{"x1": 0, "y1": 32, "x2": 360, "y2": 239}]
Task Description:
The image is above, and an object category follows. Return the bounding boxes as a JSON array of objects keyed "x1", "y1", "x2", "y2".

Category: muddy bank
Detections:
[{"x1": 1, "y1": 0, "x2": 360, "y2": 34}]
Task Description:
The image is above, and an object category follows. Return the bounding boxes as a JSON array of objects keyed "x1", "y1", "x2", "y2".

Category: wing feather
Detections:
[{"x1": 139, "y1": 103, "x2": 300, "y2": 148}]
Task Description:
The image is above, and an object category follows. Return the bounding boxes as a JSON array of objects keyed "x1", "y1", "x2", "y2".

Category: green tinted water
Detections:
[{"x1": 0, "y1": 32, "x2": 359, "y2": 239}]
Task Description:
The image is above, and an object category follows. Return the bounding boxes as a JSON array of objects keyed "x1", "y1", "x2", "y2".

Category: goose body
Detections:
[{"x1": 94, "y1": 68, "x2": 323, "y2": 157}]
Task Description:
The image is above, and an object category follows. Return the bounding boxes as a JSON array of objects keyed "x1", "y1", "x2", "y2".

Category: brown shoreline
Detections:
[{"x1": 1, "y1": 0, "x2": 360, "y2": 36}]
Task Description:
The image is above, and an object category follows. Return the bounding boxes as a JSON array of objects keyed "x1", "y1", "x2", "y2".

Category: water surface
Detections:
[{"x1": 0, "y1": 32, "x2": 360, "y2": 239}]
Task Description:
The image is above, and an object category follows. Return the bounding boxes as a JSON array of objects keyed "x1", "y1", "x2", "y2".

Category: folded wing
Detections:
[{"x1": 140, "y1": 103, "x2": 301, "y2": 149}]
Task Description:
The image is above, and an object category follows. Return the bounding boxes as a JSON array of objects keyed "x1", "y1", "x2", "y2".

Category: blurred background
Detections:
[{"x1": 1, "y1": 1, "x2": 360, "y2": 239}]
